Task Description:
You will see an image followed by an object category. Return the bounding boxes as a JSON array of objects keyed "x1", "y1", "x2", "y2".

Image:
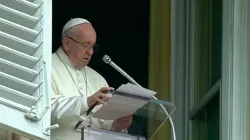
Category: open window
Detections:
[{"x1": 172, "y1": 0, "x2": 250, "y2": 140}]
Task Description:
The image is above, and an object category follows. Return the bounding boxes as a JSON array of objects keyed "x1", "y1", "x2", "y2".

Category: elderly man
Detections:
[{"x1": 51, "y1": 18, "x2": 133, "y2": 140}]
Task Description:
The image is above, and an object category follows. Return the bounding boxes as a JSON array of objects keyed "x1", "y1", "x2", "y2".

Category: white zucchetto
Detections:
[{"x1": 62, "y1": 18, "x2": 91, "y2": 36}]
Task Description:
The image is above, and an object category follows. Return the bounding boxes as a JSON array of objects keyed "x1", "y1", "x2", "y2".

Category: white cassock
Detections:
[{"x1": 51, "y1": 47, "x2": 122, "y2": 140}]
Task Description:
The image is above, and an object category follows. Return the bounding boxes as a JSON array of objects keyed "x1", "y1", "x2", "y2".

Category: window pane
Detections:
[
  {"x1": 191, "y1": 0, "x2": 222, "y2": 139},
  {"x1": 194, "y1": 0, "x2": 212, "y2": 103},
  {"x1": 211, "y1": 0, "x2": 222, "y2": 85},
  {"x1": 207, "y1": 92, "x2": 220, "y2": 140},
  {"x1": 192, "y1": 91, "x2": 220, "y2": 140},
  {"x1": 194, "y1": 0, "x2": 222, "y2": 104}
]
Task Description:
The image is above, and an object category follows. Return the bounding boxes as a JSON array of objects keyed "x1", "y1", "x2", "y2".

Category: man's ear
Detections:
[{"x1": 62, "y1": 37, "x2": 70, "y2": 51}]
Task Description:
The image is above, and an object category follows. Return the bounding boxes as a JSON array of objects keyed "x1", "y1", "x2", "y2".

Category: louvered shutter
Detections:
[{"x1": 0, "y1": 0, "x2": 53, "y2": 139}]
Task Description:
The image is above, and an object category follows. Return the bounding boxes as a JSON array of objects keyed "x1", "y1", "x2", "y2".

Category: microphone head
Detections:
[{"x1": 102, "y1": 55, "x2": 111, "y2": 64}]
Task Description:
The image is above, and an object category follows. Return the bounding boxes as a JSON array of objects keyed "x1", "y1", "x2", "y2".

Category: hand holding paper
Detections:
[
  {"x1": 87, "y1": 87, "x2": 114, "y2": 106},
  {"x1": 92, "y1": 83, "x2": 156, "y2": 120},
  {"x1": 113, "y1": 115, "x2": 133, "y2": 131}
]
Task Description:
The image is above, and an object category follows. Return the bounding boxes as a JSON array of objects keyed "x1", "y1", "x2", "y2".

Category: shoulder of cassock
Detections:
[{"x1": 51, "y1": 51, "x2": 109, "y2": 91}]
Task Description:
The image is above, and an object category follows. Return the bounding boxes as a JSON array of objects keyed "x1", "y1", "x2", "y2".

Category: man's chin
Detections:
[{"x1": 79, "y1": 63, "x2": 88, "y2": 69}]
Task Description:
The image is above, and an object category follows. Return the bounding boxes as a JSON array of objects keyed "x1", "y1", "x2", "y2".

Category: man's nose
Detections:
[{"x1": 86, "y1": 47, "x2": 93, "y2": 55}]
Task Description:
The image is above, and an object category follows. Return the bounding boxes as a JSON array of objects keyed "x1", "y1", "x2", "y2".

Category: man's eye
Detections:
[{"x1": 83, "y1": 45, "x2": 89, "y2": 48}]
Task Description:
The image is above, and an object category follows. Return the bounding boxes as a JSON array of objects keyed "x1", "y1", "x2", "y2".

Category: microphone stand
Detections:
[{"x1": 102, "y1": 55, "x2": 176, "y2": 140}]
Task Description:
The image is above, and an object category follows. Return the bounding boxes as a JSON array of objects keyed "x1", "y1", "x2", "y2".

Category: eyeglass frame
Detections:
[{"x1": 65, "y1": 36, "x2": 100, "y2": 52}]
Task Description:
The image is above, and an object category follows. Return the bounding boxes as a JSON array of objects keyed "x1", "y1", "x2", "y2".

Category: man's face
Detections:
[{"x1": 62, "y1": 23, "x2": 97, "y2": 69}]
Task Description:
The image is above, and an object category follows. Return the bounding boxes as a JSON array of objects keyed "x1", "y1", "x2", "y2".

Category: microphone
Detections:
[
  {"x1": 102, "y1": 54, "x2": 176, "y2": 140},
  {"x1": 102, "y1": 55, "x2": 140, "y2": 85}
]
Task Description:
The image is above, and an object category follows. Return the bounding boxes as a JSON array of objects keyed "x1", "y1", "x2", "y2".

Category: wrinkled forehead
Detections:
[{"x1": 71, "y1": 24, "x2": 97, "y2": 44}]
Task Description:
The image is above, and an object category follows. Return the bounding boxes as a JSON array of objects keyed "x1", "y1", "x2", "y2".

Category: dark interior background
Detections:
[{"x1": 52, "y1": 0, "x2": 150, "y2": 138}]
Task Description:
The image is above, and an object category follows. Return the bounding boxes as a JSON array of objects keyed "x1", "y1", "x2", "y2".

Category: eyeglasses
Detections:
[{"x1": 66, "y1": 36, "x2": 100, "y2": 52}]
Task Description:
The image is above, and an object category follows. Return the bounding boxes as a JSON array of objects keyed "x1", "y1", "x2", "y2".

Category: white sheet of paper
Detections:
[
  {"x1": 116, "y1": 83, "x2": 156, "y2": 98},
  {"x1": 92, "y1": 83, "x2": 156, "y2": 120}
]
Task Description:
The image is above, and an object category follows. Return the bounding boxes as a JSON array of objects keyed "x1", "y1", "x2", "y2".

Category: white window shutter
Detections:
[{"x1": 0, "y1": 0, "x2": 53, "y2": 139}]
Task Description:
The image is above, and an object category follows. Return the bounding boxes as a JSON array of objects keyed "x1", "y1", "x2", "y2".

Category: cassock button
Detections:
[{"x1": 76, "y1": 69, "x2": 81, "y2": 76}]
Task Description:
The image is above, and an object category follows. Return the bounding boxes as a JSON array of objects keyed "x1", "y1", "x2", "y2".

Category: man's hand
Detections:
[
  {"x1": 87, "y1": 87, "x2": 114, "y2": 107},
  {"x1": 113, "y1": 115, "x2": 133, "y2": 132}
]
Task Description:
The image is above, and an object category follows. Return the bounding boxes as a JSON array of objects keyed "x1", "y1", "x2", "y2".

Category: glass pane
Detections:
[
  {"x1": 192, "y1": 91, "x2": 220, "y2": 140},
  {"x1": 191, "y1": 0, "x2": 222, "y2": 139},
  {"x1": 192, "y1": 109, "x2": 207, "y2": 140},
  {"x1": 211, "y1": 0, "x2": 222, "y2": 85},
  {"x1": 207, "y1": 93, "x2": 219, "y2": 140},
  {"x1": 194, "y1": 0, "x2": 222, "y2": 103},
  {"x1": 132, "y1": 98, "x2": 176, "y2": 139},
  {"x1": 194, "y1": 0, "x2": 212, "y2": 103}
]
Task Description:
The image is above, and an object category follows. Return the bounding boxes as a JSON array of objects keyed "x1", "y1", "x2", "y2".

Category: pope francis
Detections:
[{"x1": 50, "y1": 18, "x2": 133, "y2": 140}]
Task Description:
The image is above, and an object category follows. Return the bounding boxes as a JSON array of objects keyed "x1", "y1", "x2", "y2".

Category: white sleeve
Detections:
[
  {"x1": 51, "y1": 78, "x2": 89, "y2": 125},
  {"x1": 51, "y1": 94, "x2": 89, "y2": 125}
]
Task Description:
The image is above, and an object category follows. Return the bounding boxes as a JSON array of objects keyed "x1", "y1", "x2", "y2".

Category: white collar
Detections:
[{"x1": 56, "y1": 47, "x2": 76, "y2": 68}]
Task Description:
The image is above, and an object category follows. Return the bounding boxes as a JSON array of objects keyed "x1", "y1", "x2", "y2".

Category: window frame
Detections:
[
  {"x1": 172, "y1": 0, "x2": 249, "y2": 140},
  {"x1": 221, "y1": 0, "x2": 250, "y2": 140}
]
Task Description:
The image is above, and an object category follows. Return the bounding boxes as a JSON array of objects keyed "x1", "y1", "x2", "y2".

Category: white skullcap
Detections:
[{"x1": 62, "y1": 18, "x2": 91, "y2": 36}]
